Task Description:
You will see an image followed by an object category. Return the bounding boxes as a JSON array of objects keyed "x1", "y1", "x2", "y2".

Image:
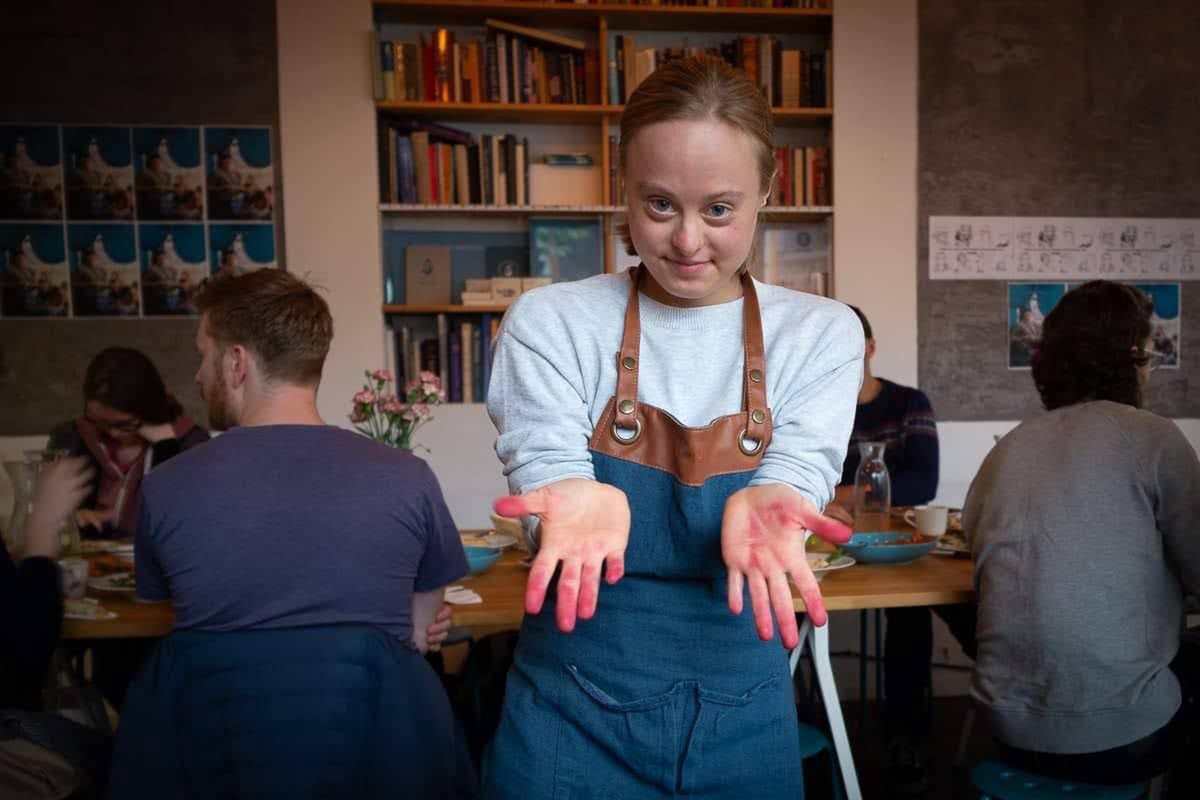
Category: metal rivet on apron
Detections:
[
  {"x1": 749, "y1": 369, "x2": 763, "y2": 383},
  {"x1": 751, "y1": 409, "x2": 766, "y2": 424},
  {"x1": 621, "y1": 356, "x2": 636, "y2": 370},
  {"x1": 618, "y1": 399, "x2": 635, "y2": 415}
]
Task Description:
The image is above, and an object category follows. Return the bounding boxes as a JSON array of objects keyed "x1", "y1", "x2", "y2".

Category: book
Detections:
[
  {"x1": 447, "y1": 325, "x2": 462, "y2": 402},
  {"x1": 484, "y1": 18, "x2": 586, "y2": 52},
  {"x1": 405, "y1": 244, "x2": 451, "y2": 304},
  {"x1": 460, "y1": 320, "x2": 474, "y2": 403},
  {"x1": 437, "y1": 313, "x2": 449, "y2": 393}
]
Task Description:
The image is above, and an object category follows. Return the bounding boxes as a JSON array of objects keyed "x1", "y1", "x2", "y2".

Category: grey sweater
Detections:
[
  {"x1": 965, "y1": 400, "x2": 1200, "y2": 753},
  {"x1": 487, "y1": 271, "x2": 864, "y2": 509}
]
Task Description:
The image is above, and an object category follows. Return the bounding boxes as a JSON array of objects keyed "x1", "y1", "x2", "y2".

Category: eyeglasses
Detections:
[
  {"x1": 1132, "y1": 346, "x2": 1159, "y2": 372},
  {"x1": 84, "y1": 415, "x2": 141, "y2": 433}
]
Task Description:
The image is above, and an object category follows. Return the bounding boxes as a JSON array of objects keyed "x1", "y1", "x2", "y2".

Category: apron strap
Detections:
[
  {"x1": 739, "y1": 271, "x2": 770, "y2": 454},
  {"x1": 613, "y1": 267, "x2": 643, "y2": 440}
]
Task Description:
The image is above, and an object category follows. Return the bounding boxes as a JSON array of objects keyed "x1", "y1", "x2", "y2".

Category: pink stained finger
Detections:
[
  {"x1": 494, "y1": 493, "x2": 541, "y2": 519},
  {"x1": 524, "y1": 557, "x2": 556, "y2": 615},
  {"x1": 578, "y1": 559, "x2": 602, "y2": 620},
  {"x1": 727, "y1": 568, "x2": 745, "y2": 615},
  {"x1": 604, "y1": 552, "x2": 625, "y2": 585},
  {"x1": 556, "y1": 557, "x2": 583, "y2": 633},
  {"x1": 748, "y1": 572, "x2": 774, "y2": 641},
  {"x1": 801, "y1": 510, "x2": 853, "y2": 545},
  {"x1": 767, "y1": 571, "x2": 800, "y2": 649},
  {"x1": 795, "y1": 577, "x2": 828, "y2": 627}
]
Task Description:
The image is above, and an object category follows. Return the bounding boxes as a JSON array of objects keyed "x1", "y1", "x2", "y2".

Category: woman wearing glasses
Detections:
[{"x1": 48, "y1": 347, "x2": 209, "y2": 539}]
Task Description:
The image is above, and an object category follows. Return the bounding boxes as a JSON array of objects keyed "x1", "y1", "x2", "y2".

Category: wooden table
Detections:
[{"x1": 62, "y1": 537, "x2": 974, "y2": 637}]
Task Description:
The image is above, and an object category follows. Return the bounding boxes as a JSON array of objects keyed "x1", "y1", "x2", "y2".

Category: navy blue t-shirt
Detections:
[{"x1": 135, "y1": 425, "x2": 468, "y2": 644}]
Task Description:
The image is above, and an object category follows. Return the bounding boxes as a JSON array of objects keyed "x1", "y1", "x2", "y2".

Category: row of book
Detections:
[
  {"x1": 393, "y1": 315, "x2": 500, "y2": 404},
  {"x1": 378, "y1": 118, "x2": 531, "y2": 205},
  {"x1": 611, "y1": 36, "x2": 829, "y2": 108},
  {"x1": 770, "y1": 145, "x2": 831, "y2": 207},
  {"x1": 373, "y1": 21, "x2": 601, "y2": 105},
  {"x1": 520, "y1": 0, "x2": 830, "y2": 5}
]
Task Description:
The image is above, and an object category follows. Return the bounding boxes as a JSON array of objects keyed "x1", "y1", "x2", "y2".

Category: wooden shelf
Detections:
[
  {"x1": 384, "y1": 304, "x2": 512, "y2": 314},
  {"x1": 377, "y1": 100, "x2": 831, "y2": 125},
  {"x1": 374, "y1": 0, "x2": 832, "y2": 33},
  {"x1": 376, "y1": 100, "x2": 613, "y2": 122},
  {"x1": 380, "y1": 203, "x2": 620, "y2": 215},
  {"x1": 381, "y1": 203, "x2": 832, "y2": 220}
]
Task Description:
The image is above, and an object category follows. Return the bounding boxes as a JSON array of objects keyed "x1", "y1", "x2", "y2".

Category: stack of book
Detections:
[
  {"x1": 609, "y1": 36, "x2": 829, "y2": 108},
  {"x1": 770, "y1": 145, "x2": 831, "y2": 207},
  {"x1": 378, "y1": 118, "x2": 531, "y2": 205},
  {"x1": 394, "y1": 315, "x2": 500, "y2": 404},
  {"x1": 373, "y1": 21, "x2": 600, "y2": 105}
]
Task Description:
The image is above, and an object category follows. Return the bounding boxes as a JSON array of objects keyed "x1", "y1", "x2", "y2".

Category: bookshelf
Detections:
[{"x1": 374, "y1": 0, "x2": 834, "y2": 400}]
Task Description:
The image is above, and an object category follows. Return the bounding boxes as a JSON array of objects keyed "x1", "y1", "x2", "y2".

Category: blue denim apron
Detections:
[{"x1": 485, "y1": 268, "x2": 804, "y2": 799}]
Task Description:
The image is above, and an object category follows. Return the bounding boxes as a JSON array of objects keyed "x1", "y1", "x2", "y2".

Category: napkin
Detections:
[
  {"x1": 446, "y1": 585, "x2": 482, "y2": 605},
  {"x1": 64, "y1": 598, "x2": 117, "y2": 620}
]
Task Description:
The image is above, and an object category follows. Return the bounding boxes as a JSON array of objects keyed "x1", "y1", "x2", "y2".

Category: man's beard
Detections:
[{"x1": 205, "y1": 370, "x2": 237, "y2": 431}]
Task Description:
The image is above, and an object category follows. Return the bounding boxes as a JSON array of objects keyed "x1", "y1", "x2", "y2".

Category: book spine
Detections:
[
  {"x1": 380, "y1": 37, "x2": 395, "y2": 101},
  {"x1": 370, "y1": 31, "x2": 385, "y2": 100},
  {"x1": 401, "y1": 325, "x2": 413, "y2": 384},
  {"x1": 411, "y1": 131, "x2": 432, "y2": 205},
  {"x1": 421, "y1": 35, "x2": 436, "y2": 101},
  {"x1": 472, "y1": 324, "x2": 483, "y2": 403},
  {"x1": 434, "y1": 29, "x2": 454, "y2": 103},
  {"x1": 479, "y1": 312, "x2": 493, "y2": 402},
  {"x1": 467, "y1": 142, "x2": 482, "y2": 205},
  {"x1": 448, "y1": 326, "x2": 462, "y2": 402},
  {"x1": 437, "y1": 314, "x2": 449, "y2": 393},
  {"x1": 460, "y1": 320, "x2": 474, "y2": 403},
  {"x1": 454, "y1": 143, "x2": 470, "y2": 205},
  {"x1": 486, "y1": 33, "x2": 500, "y2": 102}
]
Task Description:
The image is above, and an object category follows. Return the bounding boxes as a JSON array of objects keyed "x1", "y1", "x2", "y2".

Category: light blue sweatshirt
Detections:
[{"x1": 487, "y1": 271, "x2": 864, "y2": 510}]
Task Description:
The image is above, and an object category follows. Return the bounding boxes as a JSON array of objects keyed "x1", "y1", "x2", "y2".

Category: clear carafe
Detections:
[{"x1": 852, "y1": 441, "x2": 892, "y2": 532}]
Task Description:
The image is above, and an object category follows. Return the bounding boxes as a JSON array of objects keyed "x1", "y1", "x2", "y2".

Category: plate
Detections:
[
  {"x1": 64, "y1": 598, "x2": 118, "y2": 620},
  {"x1": 461, "y1": 533, "x2": 519, "y2": 550},
  {"x1": 840, "y1": 532, "x2": 937, "y2": 565},
  {"x1": 87, "y1": 572, "x2": 137, "y2": 593},
  {"x1": 808, "y1": 553, "x2": 855, "y2": 581},
  {"x1": 935, "y1": 529, "x2": 969, "y2": 555},
  {"x1": 79, "y1": 540, "x2": 135, "y2": 556}
]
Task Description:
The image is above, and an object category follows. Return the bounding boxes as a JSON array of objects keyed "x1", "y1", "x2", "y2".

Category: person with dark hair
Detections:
[
  {"x1": 48, "y1": 347, "x2": 209, "y2": 539},
  {"x1": 966, "y1": 280, "x2": 1200, "y2": 788},
  {"x1": 826, "y1": 304, "x2": 973, "y2": 798}
]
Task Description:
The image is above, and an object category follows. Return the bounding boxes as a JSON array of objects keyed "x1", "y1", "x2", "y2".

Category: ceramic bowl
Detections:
[
  {"x1": 465, "y1": 545, "x2": 502, "y2": 575},
  {"x1": 839, "y1": 532, "x2": 936, "y2": 565}
]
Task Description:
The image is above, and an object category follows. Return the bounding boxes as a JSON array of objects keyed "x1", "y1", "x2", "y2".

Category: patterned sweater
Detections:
[{"x1": 839, "y1": 378, "x2": 939, "y2": 506}]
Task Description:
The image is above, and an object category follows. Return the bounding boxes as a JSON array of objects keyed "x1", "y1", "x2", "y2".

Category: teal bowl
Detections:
[
  {"x1": 840, "y1": 532, "x2": 936, "y2": 565},
  {"x1": 465, "y1": 545, "x2": 501, "y2": 575}
]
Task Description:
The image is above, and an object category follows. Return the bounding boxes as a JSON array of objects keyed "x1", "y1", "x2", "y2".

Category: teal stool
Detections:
[
  {"x1": 971, "y1": 759, "x2": 1157, "y2": 800},
  {"x1": 797, "y1": 723, "x2": 844, "y2": 799}
]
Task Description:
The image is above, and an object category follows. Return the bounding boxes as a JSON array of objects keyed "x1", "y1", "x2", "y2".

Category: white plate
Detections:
[
  {"x1": 87, "y1": 572, "x2": 137, "y2": 593},
  {"x1": 64, "y1": 598, "x2": 118, "y2": 620},
  {"x1": 461, "y1": 533, "x2": 519, "y2": 550},
  {"x1": 808, "y1": 553, "x2": 856, "y2": 581},
  {"x1": 79, "y1": 540, "x2": 135, "y2": 556}
]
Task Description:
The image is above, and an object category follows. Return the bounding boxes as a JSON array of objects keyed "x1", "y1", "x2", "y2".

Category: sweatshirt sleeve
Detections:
[
  {"x1": 486, "y1": 290, "x2": 597, "y2": 495},
  {"x1": 1149, "y1": 419, "x2": 1200, "y2": 594},
  {"x1": 751, "y1": 302, "x2": 864, "y2": 510},
  {"x1": 889, "y1": 389, "x2": 940, "y2": 506}
]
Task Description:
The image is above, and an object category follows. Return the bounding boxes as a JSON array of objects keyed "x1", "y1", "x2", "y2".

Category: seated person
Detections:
[
  {"x1": 135, "y1": 269, "x2": 464, "y2": 656},
  {"x1": 966, "y1": 280, "x2": 1200, "y2": 787},
  {"x1": 826, "y1": 305, "x2": 974, "y2": 798},
  {"x1": 49, "y1": 347, "x2": 209, "y2": 539},
  {"x1": 1, "y1": 457, "x2": 93, "y2": 710}
]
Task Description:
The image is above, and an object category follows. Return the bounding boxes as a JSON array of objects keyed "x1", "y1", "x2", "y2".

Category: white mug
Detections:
[
  {"x1": 903, "y1": 505, "x2": 949, "y2": 539},
  {"x1": 58, "y1": 558, "x2": 89, "y2": 600}
]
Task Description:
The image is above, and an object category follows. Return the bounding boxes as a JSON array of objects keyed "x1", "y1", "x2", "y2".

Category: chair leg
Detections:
[
  {"x1": 1146, "y1": 773, "x2": 1164, "y2": 800},
  {"x1": 858, "y1": 609, "x2": 868, "y2": 736},
  {"x1": 803, "y1": 618, "x2": 864, "y2": 800}
]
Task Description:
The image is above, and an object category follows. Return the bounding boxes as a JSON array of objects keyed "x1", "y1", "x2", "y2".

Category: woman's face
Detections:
[
  {"x1": 84, "y1": 400, "x2": 142, "y2": 445},
  {"x1": 623, "y1": 118, "x2": 768, "y2": 307}
]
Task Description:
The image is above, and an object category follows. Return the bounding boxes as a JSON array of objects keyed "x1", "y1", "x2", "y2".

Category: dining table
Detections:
[{"x1": 62, "y1": 526, "x2": 973, "y2": 800}]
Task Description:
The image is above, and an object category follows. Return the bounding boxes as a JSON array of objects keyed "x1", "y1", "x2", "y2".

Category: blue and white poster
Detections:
[
  {"x1": 138, "y1": 224, "x2": 207, "y2": 316},
  {"x1": 63, "y1": 126, "x2": 135, "y2": 221},
  {"x1": 0, "y1": 224, "x2": 69, "y2": 317},
  {"x1": 1007, "y1": 282, "x2": 1067, "y2": 369},
  {"x1": 68, "y1": 223, "x2": 140, "y2": 317},
  {"x1": 0, "y1": 125, "x2": 63, "y2": 221},
  {"x1": 209, "y1": 223, "x2": 276, "y2": 275},
  {"x1": 1130, "y1": 283, "x2": 1181, "y2": 369},
  {"x1": 205, "y1": 127, "x2": 274, "y2": 221},
  {"x1": 133, "y1": 127, "x2": 205, "y2": 221}
]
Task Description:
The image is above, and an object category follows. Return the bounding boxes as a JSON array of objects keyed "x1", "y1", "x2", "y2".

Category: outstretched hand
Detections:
[
  {"x1": 494, "y1": 479, "x2": 630, "y2": 633},
  {"x1": 721, "y1": 484, "x2": 852, "y2": 648}
]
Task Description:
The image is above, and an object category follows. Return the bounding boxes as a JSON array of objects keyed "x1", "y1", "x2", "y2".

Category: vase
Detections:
[{"x1": 852, "y1": 441, "x2": 892, "y2": 532}]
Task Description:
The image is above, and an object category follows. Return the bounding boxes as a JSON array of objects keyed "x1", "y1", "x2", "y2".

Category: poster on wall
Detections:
[
  {"x1": 0, "y1": 125, "x2": 63, "y2": 221},
  {"x1": 1007, "y1": 281, "x2": 1181, "y2": 369},
  {"x1": 208, "y1": 223, "x2": 276, "y2": 276},
  {"x1": 62, "y1": 126, "x2": 134, "y2": 221},
  {"x1": 132, "y1": 127, "x2": 205, "y2": 221},
  {"x1": 138, "y1": 224, "x2": 208, "y2": 316},
  {"x1": 68, "y1": 223, "x2": 140, "y2": 317},
  {"x1": 0, "y1": 223, "x2": 69, "y2": 317},
  {"x1": 932, "y1": 216, "x2": 1200, "y2": 281},
  {"x1": 204, "y1": 127, "x2": 274, "y2": 221}
]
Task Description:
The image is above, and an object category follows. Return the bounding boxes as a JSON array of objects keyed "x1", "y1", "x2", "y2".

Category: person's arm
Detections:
[
  {"x1": 1149, "y1": 419, "x2": 1200, "y2": 594},
  {"x1": 140, "y1": 423, "x2": 209, "y2": 468},
  {"x1": 889, "y1": 390, "x2": 939, "y2": 507},
  {"x1": 133, "y1": 492, "x2": 171, "y2": 603}
]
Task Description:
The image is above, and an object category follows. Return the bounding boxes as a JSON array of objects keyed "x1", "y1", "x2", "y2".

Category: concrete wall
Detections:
[
  {"x1": 0, "y1": 0, "x2": 281, "y2": 433},
  {"x1": 918, "y1": 0, "x2": 1200, "y2": 420}
]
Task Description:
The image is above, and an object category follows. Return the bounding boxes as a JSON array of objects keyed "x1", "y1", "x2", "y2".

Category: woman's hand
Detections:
[
  {"x1": 494, "y1": 479, "x2": 630, "y2": 633},
  {"x1": 27, "y1": 457, "x2": 94, "y2": 558},
  {"x1": 424, "y1": 604, "x2": 453, "y2": 653},
  {"x1": 721, "y1": 484, "x2": 852, "y2": 648},
  {"x1": 75, "y1": 508, "x2": 113, "y2": 532}
]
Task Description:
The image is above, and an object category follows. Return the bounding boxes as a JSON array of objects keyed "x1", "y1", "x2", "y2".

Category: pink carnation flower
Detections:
[
  {"x1": 372, "y1": 369, "x2": 394, "y2": 382},
  {"x1": 349, "y1": 408, "x2": 369, "y2": 424},
  {"x1": 380, "y1": 395, "x2": 406, "y2": 414},
  {"x1": 418, "y1": 370, "x2": 440, "y2": 386},
  {"x1": 413, "y1": 403, "x2": 432, "y2": 419},
  {"x1": 353, "y1": 389, "x2": 376, "y2": 405}
]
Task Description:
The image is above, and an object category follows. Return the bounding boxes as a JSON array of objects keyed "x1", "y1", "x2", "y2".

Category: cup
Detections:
[
  {"x1": 903, "y1": 505, "x2": 949, "y2": 539},
  {"x1": 58, "y1": 558, "x2": 89, "y2": 599}
]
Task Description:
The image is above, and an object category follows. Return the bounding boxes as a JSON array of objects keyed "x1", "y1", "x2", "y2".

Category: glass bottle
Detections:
[{"x1": 852, "y1": 441, "x2": 892, "y2": 532}]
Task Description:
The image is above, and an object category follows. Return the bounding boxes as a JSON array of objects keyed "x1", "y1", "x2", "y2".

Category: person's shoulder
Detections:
[
  {"x1": 879, "y1": 379, "x2": 933, "y2": 411},
  {"x1": 1089, "y1": 401, "x2": 1189, "y2": 444},
  {"x1": 756, "y1": 282, "x2": 863, "y2": 355}
]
